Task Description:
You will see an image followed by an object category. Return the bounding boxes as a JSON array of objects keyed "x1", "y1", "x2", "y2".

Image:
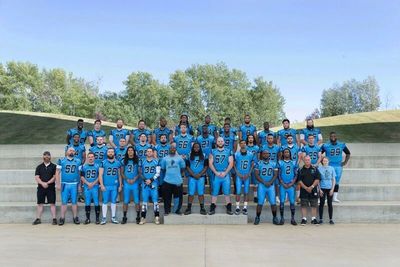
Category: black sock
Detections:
[
  {"x1": 155, "y1": 211, "x2": 160, "y2": 217},
  {"x1": 123, "y1": 211, "x2": 127, "y2": 218},
  {"x1": 85, "y1": 206, "x2": 90, "y2": 220},
  {"x1": 95, "y1": 206, "x2": 100, "y2": 219},
  {"x1": 290, "y1": 204, "x2": 295, "y2": 219},
  {"x1": 272, "y1": 208, "x2": 277, "y2": 218},
  {"x1": 141, "y1": 211, "x2": 147, "y2": 218},
  {"x1": 136, "y1": 210, "x2": 140, "y2": 218},
  {"x1": 187, "y1": 203, "x2": 192, "y2": 209},
  {"x1": 256, "y1": 211, "x2": 261, "y2": 217},
  {"x1": 280, "y1": 205, "x2": 284, "y2": 218},
  {"x1": 200, "y1": 203, "x2": 204, "y2": 209}
]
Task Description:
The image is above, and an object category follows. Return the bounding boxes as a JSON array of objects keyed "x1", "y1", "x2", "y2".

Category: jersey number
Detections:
[
  {"x1": 65, "y1": 165, "x2": 76, "y2": 173},
  {"x1": 106, "y1": 168, "x2": 118, "y2": 176}
]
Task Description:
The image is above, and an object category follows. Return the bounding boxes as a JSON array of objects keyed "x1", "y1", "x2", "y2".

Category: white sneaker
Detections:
[
  {"x1": 100, "y1": 217, "x2": 107, "y2": 225},
  {"x1": 155, "y1": 216, "x2": 160, "y2": 225},
  {"x1": 139, "y1": 217, "x2": 146, "y2": 225},
  {"x1": 111, "y1": 217, "x2": 119, "y2": 224}
]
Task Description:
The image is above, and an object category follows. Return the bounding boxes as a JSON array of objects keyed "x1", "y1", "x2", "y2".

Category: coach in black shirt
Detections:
[
  {"x1": 298, "y1": 155, "x2": 320, "y2": 225},
  {"x1": 33, "y1": 151, "x2": 57, "y2": 225}
]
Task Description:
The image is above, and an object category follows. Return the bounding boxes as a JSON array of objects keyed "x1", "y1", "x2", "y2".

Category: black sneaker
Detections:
[
  {"x1": 121, "y1": 217, "x2": 127, "y2": 224},
  {"x1": 78, "y1": 196, "x2": 85, "y2": 203},
  {"x1": 253, "y1": 197, "x2": 258, "y2": 203},
  {"x1": 273, "y1": 217, "x2": 279, "y2": 225},
  {"x1": 291, "y1": 219, "x2": 297, "y2": 226},
  {"x1": 84, "y1": 218, "x2": 90, "y2": 225},
  {"x1": 242, "y1": 208, "x2": 248, "y2": 215},
  {"x1": 52, "y1": 218, "x2": 57, "y2": 225},
  {"x1": 319, "y1": 219, "x2": 323, "y2": 224},
  {"x1": 58, "y1": 218, "x2": 65, "y2": 226},
  {"x1": 175, "y1": 210, "x2": 182, "y2": 215},
  {"x1": 234, "y1": 208, "x2": 241, "y2": 215},
  {"x1": 301, "y1": 219, "x2": 307, "y2": 226},
  {"x1": 73, "y1": 217, "x2": 80, "y2": 225},
  {"x1": 254, "y1": 216, "x2": 260, "y2": 225},
  {"x1": 184, "y1": 208, "x2": 192, "y2": 215},
  {"x1": 200, "y1": 207, "x2": 207, "y2": 215},
  {"x1": 279, "y1": 218, "x2": 285, "y2": 225},
  {"x1": 208, "y1": 204, "x2": 216, "y2": 215},
  {"x1": 329, "y1": 220, "x2": 335, "y2": 225},
  {"x1": 311, "y1": 218, "x2": 319, "y2": 225},
  {"x1": 95, "y1": 218, "x2": 100, "y2": 225},
  {"x1": 32, "y1": 218, "x2": 41, "y2": 225},
  {"x1": 226, "y1": 203, "x2": 233, "y2": 215}
]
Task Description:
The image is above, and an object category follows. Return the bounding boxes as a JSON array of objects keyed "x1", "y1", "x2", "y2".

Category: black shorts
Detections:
[
  {"x1": 37, "y1": 187, "x2": 56, "y2": 204},
  {"x1": 300, "y1": 197, "x2": 318, "y2": 208}
]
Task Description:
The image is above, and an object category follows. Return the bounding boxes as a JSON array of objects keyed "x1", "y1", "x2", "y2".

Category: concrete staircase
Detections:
[{"x1": 0, "y1": 144, "x2": 399, "y2": 224}]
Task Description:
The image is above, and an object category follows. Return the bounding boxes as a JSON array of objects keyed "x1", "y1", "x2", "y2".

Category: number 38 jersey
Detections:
[
  {"x1": 211, "y1": 148, "x2": 231, "y2": 172},
  {"x1": 278, "y1": 160, "x2": 297, "y2": 184},
  {"x1": 234, "y1": 151, "x2": 254, "y2": 176},
  {"x1": 80, "y1": 163, "x2": 100, "y2": 188},
  {"x1": 255, "y1": 160, "x2": 278, "y2": 183},
  {"x1": 140, "y1": 159, "x2": 159, "y2": 180},
  {"x1": 100, "y1": 159, "x2": 121, "y2": 186},
  {"x1": 57, "y1": 157, "x2": 82, "y2": 183}
]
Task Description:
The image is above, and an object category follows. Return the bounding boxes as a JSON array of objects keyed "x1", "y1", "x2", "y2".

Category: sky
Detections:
[{"x1": 0, "y1": 0, "x2": 399, "y2": 122}]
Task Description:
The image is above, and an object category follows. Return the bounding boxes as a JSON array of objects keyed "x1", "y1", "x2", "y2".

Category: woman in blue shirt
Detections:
[{"x1": 318, "y1": 157, "x2": 336, "y2": 224}]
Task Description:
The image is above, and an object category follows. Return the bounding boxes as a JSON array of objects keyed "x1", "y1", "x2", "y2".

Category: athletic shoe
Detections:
[
  {"x1": 235, "y1": 208, "x2": 241, "y2": 215},
  {"x1": 184, "y1": 208, "x2": 192, "y2": 215},
  {"x1": 100, "y1": 218, "x2": 107, "y2": 225},
  {"x1": 175, "y1": 210, "x2": 182, "y2": 215},
  {"x1": 164, "y1": 212, "x2": 170, "y2": 216},
  {"x1": 311, "y1": 218, "x2": 319, "y2": 225},
  {"x1": 200, "y1": 207, "x2": 207, "y2": 215},
  {"x1": 121, "y1": 217, "x2": 127, "y2": 224},
  {"x1": 52, "y1": 218, "x2": 58, "y2": 225},
  {"x1": 208, "y1": 204, "x2": 216, "y2": 215},
  {"x1": 95, "y1": 218, "x2": 100, "y2": 225},
  {"x1": 272, "y1": 217, "x2": 279, "y2": 225},
  {"x1": 73, "y1": 217, "x2": 80, "y2": 225},
  {"x1": 32, "y1": 218, "x2": 41, "y2": 225},
  {"x1": 301, "y1": 219, "x2": 307, "y2": 226},
  {"x1": 333, "y1": 198, "x2": 341, "y2": 203},
  {"x1": 155, "y1": 216, "x2": 160, "y2": 225},
  {"x1": 253, "y1": 197, "x2": 258, "y2": 203},
  {"x1": 58, "y1": 218, "x2": 65, "y2": 226},
  {"x1": 254, "y1": 216, "x2": 260, "y2": 225},
  {"x1": 111, "y1": 217, "x2": 119, "y2": 224},
  {"x1": 319, "y1": 219, "x2": 323, "y2": 224},
  {"x1": 78, "y1": 196, "x2": 85, "y2": 203},
  {"x1": 84, "y1": 219, "x2": 90, "y2": 225},
  {"x1": 291, "y1": 219, "x2": 297, "y2": 226},
  {"x1": 139, "y1": 217, "x2": 146, "y2": 225},
  {"x1": 279, "y1": 218, "x2": 285, "y2": 225},
  {"x1": 226, "y1": 203, "x2": 233, "y2": 215},
  {"x1": 329, "y1": 220, "x2": 335, "y2": 225},
  {"x1": 242, "y1": 208, "x2": 248, "y2": 215},
  {"x1": 136, "y1": 216, "x2": 141, "y2": 224}
]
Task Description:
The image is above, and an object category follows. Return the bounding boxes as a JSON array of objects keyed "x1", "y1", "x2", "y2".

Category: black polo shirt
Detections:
[
  {"x1": 298, "y1": 165, "x2": 320, "y2": 198},
  {"x1": 35, "y1": 162, "x2": 57, "y2": 189}
]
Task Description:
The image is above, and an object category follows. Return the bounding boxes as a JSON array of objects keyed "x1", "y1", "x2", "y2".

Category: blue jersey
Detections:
[
  {"x1": 211, "y1": 148, "x2": 231, "y2": 172},
  {"x1": 57, "y1": 157, "x2": 82, "y2": 183},
  {"x1": 219, "y1": 127, "x2": 237, "y2": 136},
  {"x1": 186, "y1": 154, "x2": 208, "y2": 176},
  {"x1": 234, "y1": 151, "x2": 254, "y2": 176},
  {"x1": 280, "y1": 144, "x2": 301, "y2": 166},
  {"x1": 81, "y1": 163, "x2": 100, "y2": 185},
  {"x1": 258, "y1": 130, "x2": 276, "y2": 146},
  {"x1": 221, "y1": 132, "x2": 237, "y2": 152},
  {"x1": 239, "y1": 124, "x2": 257, "y2": 139},
  {"x1": 321, "y1": 142, "x2": 348, "y2": 166},
  {"x1": 154, "y1": 143, "x2": 170, "y2": 159},
  {"x1": 67, "y1": 128, "x2": 88, "y2": 145},
  {"x1": 277, "y1": 128, "x2": 298, "y2": 146},
  {"x1": 109, "y1": 128, "x2": 130, "y2": 145},
  {"x1": 175, "y1": 124, "x2": 195, "y2": 136},
  {"x1": 256, "y1": 160, "x2": 277, "y2": 183},
  {"x1": 135, "y1": 143, "x2": 153, "y2": 164},
  {"x1": 100, "y1": 159, "x2": 121, "y2": 186},
  {"x1": 196, "y1": 135, "x2": 215, "y2": 159},
  {"x1": 302, "y1": 145, "x2": 321, "y2": 165},
  {"x1": 115, "y1": 146, "x2": 128, "y2": 161},
  {"x1": 65, "y1": 143, "x2": 86, "y2": 162},
  {"x1": 300, "y1": 127, "x2": 322, "y2": 144},
  {"x1": 121, "y1": 159, "x2": 139, "y2": 180},
  {"x1": 197, "y1": 124, "x2": 217, "y2": 136},
  {"x1": 246, "y1": 145, "x2": 259, "y2": 162},
  {"x1": 260, "y1": 144, "x2": 280, "y2": 162},
  {"x1": 278, "y1": 160, "x2": 297, "y2": 184},
  {"x1": 153, "y1": 127, "x2": 173, "y2": 145},
  {"x1": 131, "y1": 128, "x2": 152, "y2": 144},
  {"x1": 140, "y1": 159, "x2": 159, "y2": 180},
  {"x1": 174, "y1": 134, "x2": 194, "y2": 157},
  {"x1": 89, "y1": 144, "x2": 108, "y2": 165},
  {"x1": 88, "y1": 129, "x2": 106, "y2": 145}
]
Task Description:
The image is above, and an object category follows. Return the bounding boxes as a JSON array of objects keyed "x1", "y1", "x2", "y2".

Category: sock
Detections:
[
  {"x1": 123, "y1": 211, "x2": 127, "y2": 218},
  {"x1": 256, "y1": 211, "x2": 261, "y2": 217},
  {"x1": 102, "y1": 204, "x2": 107, "y2": 219},
  {"x1": 141, "y1": 203, "x2": 147, "y2": 218},
  {"x1": 136, "y1": 210, "x2": 140, "y2": 218},
  {"x1": 187, "y1": 203, "x2": 192, "y2": 209},
  {"x1": 254, "y1": 191, "x2": 257, "y2": 198},
  {"x1": 111, "y1": 203, "x2": 116, "y2": 218},
  {"x1": 280, "y1": 205, "x2": 284, "y2": 218},
  {"x1": 296, "y1": 190, "x2": 300, "y2": 198},
  {"x1": 154, "y1": 202, "x2": 160, "y2": 216},
  {"x1": 200, "y1": 203, "x2": 205, "y2": 209},
  {"x1": 290, "y1": 204, "x2": 295, "y2": 219},
  {"x1": 85, "y1": 205, "x2": 90, "y2": 220},
  {"x1": 236, "y1": 202, "x2": 240, "y2": 209},
  {"x1": 272, "y1": 209, "x2": 277, "y2": 218},
  {"x1": 95, "y1": 206, "x2": 100, "y2": 220},
  {"x1": 244, "y1": 202, "x2": 248, "y2": 209}
]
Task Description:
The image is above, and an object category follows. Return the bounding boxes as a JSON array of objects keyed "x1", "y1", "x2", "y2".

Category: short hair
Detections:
[
  {"x1": 159, "y1": 133, "x2": 167, "y2": 138},
  {"x1": 73, "y1": 133, "x2": 80, "y2": 137},
  {"x1": 77, "y1": 119, "x2": 84, "y2": 122},
  {"x1": 138, "y1": 119, "x2": 145, "y2": 125},
  {"x1": 87, "y1": 152, "x2": 95, "y2": 157},
  {"x1": 286, "y1": 134, "x2": 293, "y2": 138},
  {"x1": 267, "y1": 133, "x2": 274, "y2": 137},
  {"x1": 224, "y1": 122, "x2": 230, "y2": 127},
  {"x1": 330, "y1": 131, "x2": 336, "y2": 135},
  {"x1": 308, "y1": 134, "x2": 315, "y2": 138},
  {"x1": 282, "y1": 119, "x2": 290, "y2": 124},
  {"x1": 94, "y1": 119, "x2": 101, "y2": 124}
]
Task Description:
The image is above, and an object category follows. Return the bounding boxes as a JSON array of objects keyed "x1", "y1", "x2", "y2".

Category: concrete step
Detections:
[
  {"x1": 1, "y1": 201, "x2": 400, "y2": 224},
  {"x1": 341, "y1": 169, "x2": 400, "y2": 184},
  {"x1": 0, "y1": 145, "x2": 69, "y2": 158},
  {"x1": 0, "y1": 158, "x2": 61, "y2": 170},
  {"x1": 344, "y1": 156, "x2": 400, "y2": 168},
  {"x1": 163, "y1": 213, "x2": 247, "y2": 225},
  {"x1": 346, "y1": 143, "x2": 400, "y2": 156}
]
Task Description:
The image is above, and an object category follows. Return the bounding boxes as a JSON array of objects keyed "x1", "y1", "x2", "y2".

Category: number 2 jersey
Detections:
[{"x1": 278, "y1": 160, "x2": 297, "y2": 184}]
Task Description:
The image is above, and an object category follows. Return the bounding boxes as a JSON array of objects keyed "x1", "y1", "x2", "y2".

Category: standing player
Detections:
[
  {"x1": 152, "y1": 117, "x2": 173, "y2": 145},
  {"x1": 109, "y1": 119, "x2": 130, "y2": 148},
  {"x1": 184, "y1": 143, "x2": 208, "y2": 215},
  {"x1": 196, "y1": 125, "x2": 215, "y2": 185},
  {"x1": 277, "y1": 119, "x2": 299, "y2": 146},
  {"x1": 221, "y1": 123, "x2": 237, "y2": 153},
  {"x1": 66, "y1": 119, "x2": 88, "y2": 145},
  {"x1": 278, "y1": 148, "x2": 298, "y2": 226},
  {"x1": 246, "y1": 135, "x2": 259, "y2": 204},
  {"x1": 56, "y1": 147, "x2": 81, "y2": 225},
  {"x1": 154, "y1": 134, "x2": 171, "y2": 198},
  {"x1": 301, "y1": 135, "x2": 322, "y2": 167},
  {"x1": 218, "y1": 117, "x2": 237, "y2": 136},
  {"x1": 98, "y1": 148, "x2": 122, "y2": 224},
  {"x1": 208, "y1": 137, "x2": 234, "y2": 215},
  {"x1": 257, "y1": 122, "x2": 276, "y2": 147},
  {"x1": 174, "y1": 114, "x2": 195, "y2": 136},
  {"x1": 197, "y1": 115, "x2": 218, "y2": 139},
  {"x1": 238, "y1": 114, "x2": 257, "y2": 143},
  {"x1": 80, "y1": 152, "x2": 100, "y2": 224},
  {"x1": 65, "y1": 133, "x2": 86, "y2": 164},
  {"x1": 135, "y1": 134, "x2": 153, "y2": 165},
  {"x1": 131, "y1": 119, "x2": 152, "y2": 145},
  {"x1": 260, "y1": 133, "x2": 280, "y2": 203},
  {"x1": 300, "y1": 119, "x2": 323, "y2": 146},
  {"x1": 321, "y1": 132, "x2": 351, "y2": 202},
  {"x1": 254, "y1": 150, "x2": 279, "y2": 225},
  {"x1": 89, "y1": 136, "x2": 108, "y2": 165},
  {"x1": 233, "y1": 140, "x2": 254, "y2": 215},
  {"x1": 174, "y1": 124, "x2": 194, "y2": 159},
  {"x1": 88, "y1": 119, "x2": 106, "y2": 146},
  {"x1": 139, "y1": 148, "x2": 161, "y2": 225},
  {"x1": 121, "y1": 146, "x2": 141, "y2": 224},
  {"x1": 115, "y1": 138, "x2": 128, "y2": 161}
]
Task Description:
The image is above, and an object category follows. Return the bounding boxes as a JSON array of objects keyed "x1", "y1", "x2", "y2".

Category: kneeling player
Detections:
[
  {"x1": 139, "y1": 148, "x2": 161, "y2": 225},
  {"x1": 278, "y1": 148, "x2": 298, "y2": 225},
  {"x1": 254, "y1": 150, "x2": 279, "y2": 225},
  {"x1": 121, "y1": 146, "x2": 141, "y2": 224},
  {"x1": 184, "y1": 143, "x2": 208, "y2": 215},
  {"x1": 80, "y1": 152, "x2": 100, "y2": 224}
]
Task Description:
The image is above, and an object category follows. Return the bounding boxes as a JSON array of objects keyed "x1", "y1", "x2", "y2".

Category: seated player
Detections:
[{"x1": 80, "y1": 152, "x2": 100, "y2": 224}]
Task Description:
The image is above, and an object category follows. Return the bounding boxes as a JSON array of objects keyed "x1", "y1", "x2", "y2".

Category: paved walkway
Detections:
[{"x1": 0, "y1": 224, "x2": 399, "y2": 267}]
